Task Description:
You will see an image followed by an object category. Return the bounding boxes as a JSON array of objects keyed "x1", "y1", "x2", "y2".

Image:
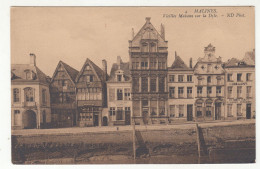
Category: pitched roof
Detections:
[
  {"x1": 60, "y1": 61, "x2": 79, "y2": 82},
  {"x1": 170, "y1": 53, "x2": 192, "y2": 70},
  {"x1": 76, "y1": 58, "x2": 108, "y2": 82},
  {"x1": 131, "y1": 17, "x2": 167, "y2": 48},
  {"x1": 108, "y1": 61, "x2": 131, "y2": 82},
  {"x1": 11, "y1": 64, "x2": 49, "y2": 84},
  {"x1": 225, "y1": 58, "x2": 240, "y2": 67}
]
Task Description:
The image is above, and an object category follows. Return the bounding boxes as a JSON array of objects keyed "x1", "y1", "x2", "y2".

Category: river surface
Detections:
[{"x1": 24, "y1": 148, "x2": 255, "y2": 164}]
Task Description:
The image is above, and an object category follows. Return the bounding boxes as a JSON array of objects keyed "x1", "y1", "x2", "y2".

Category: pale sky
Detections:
[{"x1": 11, "y1": 7, "x2": 254, "y2": 77}]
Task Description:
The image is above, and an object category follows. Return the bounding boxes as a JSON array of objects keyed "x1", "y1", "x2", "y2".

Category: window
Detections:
[
  {"x1": 237, "y1": 104, "x2": 242, "y2": 116},
  {"x1": 136, "y1": 62, "x2": 139, "y2": 69},
  {"x1": 159, "y1": 77, "x2": 165, "y2": 92},
  {"x1": 109, "y1": 107, "x2": 116, "y2": 121},
  {"x1": 216, "y1": 86, "x2": 221, "y2": 94},
  {"x1": 142, "y1": 43, "x2": 148, "y2": 52},
  {"x1": 197, "y1": 87, "x2": 202, "y2": 96},
  {"x1": 206, "y1": 102, "x2": 212, "y2": 117},
  {"x1": 246, "y1": 73, "x2": 252, "y2": 81},
  {"x1": 170, "y1": 105, "x2": 175, "y2": 117},
  {"x1": 42, "y1": 89, "x2": 47, "y2": 105},
  {"x1": 141, "y1": 62, "x2": 148, "y2": 69},
  {"x1": 228, "y1": 86, "x2": 232, "y2": 98},
  {"x1": 237, "y1": 86, "x2": 242, "y2": 98},
  {"x1": 227, "y1": 104, "x2": 232, "y2": 117},
  {"x1": 116, "y1": 107, "x2": 123, "y2": 120},
  {"x1": 158, "y1": 62, "x2": 161, "y2": 69},
  {"x1": 237, "y1": 74, "x2": 242, "y2": 81},
  {"x1": 142, "y1": 100, "x2": 148, "y2": 107},
  {"x1": 86, "y1": 75, "x2": 94, "y2": 82},
  {"x1": 179, "y1": 105, "x2": 184, "y2": 117},
  {"x1": 124, "y1": 88, "x2": 131, "y2": 100},
  {"x1": 178, "y1": 75, "x2": 184, "y2": 82},
  {"x1": 187, "y1": 75, "x2": 192, "y2": 82},
  {"x1": 150, "y1": 78, "x2": 156, "y2": 92},
  {"x1": 207, "y1": 87, "x2": 212, "y2": 94},
  {"x1": 207, "y1": 64, "x2": 212, "y2": 72},
  {"x1": 14, "y1": 110, "x2": 20, "y2": 125},
  {"x1": 196, "y1": 103, "x2": 203, "y2": 117},
  {"x1": 141, "y1": 77, "x2": 148, "y2": 92},
  {"x1": 247, "y1": 86, "x2": 252, "y2": 98},
  {"x1": 169, "y1": 87, "x2": 175, "y2": 98},
  {"x1": 227, "y1": 74, "x2": 233, "y2": 81},
  {"x1": 133, "y1": 78, "x2": 139, "y2": 92},
  {"x1": 86, "y1": 65, "x2": 90, "y2": 70},
  {"x1": 187, "y1": 87, "x2": 192, "y2": 98},
  {"x1": 109, "y1": 88, "x2": 115, "y2": 101},
  {"x1": 117, "y1": 75, "x2": 122, "y2": 82},
  {"x1": 24, "y1": 87, "x2": 34, "y2": 102},
  {"x1": 178, "y1": 87, "x2": 184, "y2": 98},
  {"x1": 207, "y1": 76, "x2": 211, "y2": 83},
  {"x1": 13, "y1": 88, "x2": 20, "y2": 102},
  {"x1": 150, "y1": 43, "x2": 156, "y2": 52},
  {"x1": 117, "y1": 89, "x2": 123, "y2": 100},
  {"x1": 169, "y1": 75, "x2": 175, "y2": 82}
]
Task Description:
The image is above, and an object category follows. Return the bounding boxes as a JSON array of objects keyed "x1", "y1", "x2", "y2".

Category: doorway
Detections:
[
  {"x1": 187, "y1": 105, "x2": 193, "y2": 121},
  {"x1": 103, "y1": 116, "x2": 108, "y2": 126},
  {"x1": 215, "y1": 102, "x2": 221, "y2": 120},
  {"x1": 142, "y1": 111, "x2": 149, "y2": 125},
  {"x1": 23, "y1": 110, "x2": 37, "y2": 129},
  {"x1": 125, "y1": 111, "x2": 131, "y2": 125},
  {"x1": 246, "y1": 104, "x2": 251, "y2": 119},
  {"x1": 94, "y1": 114, "x2": 99, "y2": 126}
]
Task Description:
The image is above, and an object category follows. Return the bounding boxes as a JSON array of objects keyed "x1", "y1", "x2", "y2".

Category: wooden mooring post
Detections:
[
  {"x1": 132, "y1": 119, "x2": 136, "y2": 161},
  {"x1": 195, "y1": 123, "x2": 201, "y2": 158}
]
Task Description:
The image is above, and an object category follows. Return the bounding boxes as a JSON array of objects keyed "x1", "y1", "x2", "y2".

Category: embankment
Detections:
[{"x1": 12, "y1": 122, "x2": 255, "y2": 164}]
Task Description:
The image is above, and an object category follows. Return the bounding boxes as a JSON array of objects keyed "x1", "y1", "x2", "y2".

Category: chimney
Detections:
[
  {"x1": 132, "y1": 28, "x2": 135, "y2": 39},
  {"x1": 102, "y1": 59, "x2": 107, "y2": 80},
  {"x1": 145, "y1": 17, "x2": 151, "y2": 23},
  {"x1": 161, "y1": 24, "x2": 165, "y2": 40},
  {"x1": 117, "y1": 56, "x2": 122, "y2": 69},
  {"x1": 30, "y1": 53, "x2": 36, "y2": 66},
  {"x1": 189, "y1": 58, "x2": 192, "y2": 68}
]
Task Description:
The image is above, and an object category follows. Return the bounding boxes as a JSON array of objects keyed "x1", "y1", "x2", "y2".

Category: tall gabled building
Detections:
[
  {"x1": 193, "y1": 44, "x2": 225, "y2": 121},
  {"x1": 75, "y1": 58, "x2": 108, "y2": 127},
  {"x1": 129, "y1": 17, "x2": 168, "y2": 125},
  {"x1": 50, "y1": 61, "x2": 79, "y2": 128}
]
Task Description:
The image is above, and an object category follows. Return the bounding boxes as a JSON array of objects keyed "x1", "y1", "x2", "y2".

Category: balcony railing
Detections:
[{"x1": 23, "y1": 102, "x2": 37, "y2": 107}]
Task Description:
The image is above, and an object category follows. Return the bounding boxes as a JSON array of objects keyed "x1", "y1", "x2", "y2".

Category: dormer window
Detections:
[
  {"x1": 117, "y1": 75, "x2": 122, "y2": 82},
  {"x1": 25, "y1": 70, "x2": 31, "y2": 80}
]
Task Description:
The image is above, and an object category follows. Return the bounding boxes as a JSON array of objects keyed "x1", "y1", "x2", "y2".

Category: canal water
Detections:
[{"x1": 24, "y1": 148, "x2": 255, "y2": 164}]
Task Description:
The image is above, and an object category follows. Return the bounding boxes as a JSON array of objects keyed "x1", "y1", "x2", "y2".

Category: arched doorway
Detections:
[
  {"x1": 23, "y1": 110, "x2": 37, "y2": 129},
  {"x1": 103, "y1": 116, "x2": 108, "y2": 126}
]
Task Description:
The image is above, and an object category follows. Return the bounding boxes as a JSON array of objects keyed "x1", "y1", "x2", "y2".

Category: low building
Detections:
[
  {"x1": 11, "y1": 54, "x2": 51, "y2": 129},
  {"x1": 168, "y1": 53, "x2": 194, "y2": 123},
  {"x1": 75, "y1": 58, "x2": 108, "y2": 127},
  {"x1": 50, "y1": 61, "x2": 79, "y2": 128},
  {"x1": 107, "y1": 56, "x2": 132, "y2": 126},
  {"x1": 224, "y1": 50, "x2": 255, "y2": 120},
  {"x1": 193, "y1": 44, "x2": 226, "y2": 121}
]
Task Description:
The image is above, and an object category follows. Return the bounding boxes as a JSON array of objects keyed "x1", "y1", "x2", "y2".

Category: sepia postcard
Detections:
[{"x1": 10, "y1": 6, "x2": 255, "y2": 164}]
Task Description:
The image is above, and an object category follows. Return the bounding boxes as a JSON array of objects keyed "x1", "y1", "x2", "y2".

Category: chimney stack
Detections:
[
  {"x1": 117, "y1": 56, "x2": 122, "y2": 69},
  {"x1": 102, "y1": 59, "x2": 107, "y2": 79},
  {"x1": 30, "y1": 53, "x2": 36, "y2": 66},
  {"x1": 161, "y1": 24, "x2": 165, "y2": 40},
  {"x1": 189, "y1": 58, "x2": 192, "y2": 68},
  {"x1": 132, "y1": 28, "x2": 135, "y2": 39},
  {"x1": 145, "y1": 17, "x2": 151, "y2": 23}
]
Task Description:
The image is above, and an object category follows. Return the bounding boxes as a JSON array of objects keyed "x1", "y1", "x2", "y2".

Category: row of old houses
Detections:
[{"x1": 11, "y1": 17, "x2": 255, "y2": 129}]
